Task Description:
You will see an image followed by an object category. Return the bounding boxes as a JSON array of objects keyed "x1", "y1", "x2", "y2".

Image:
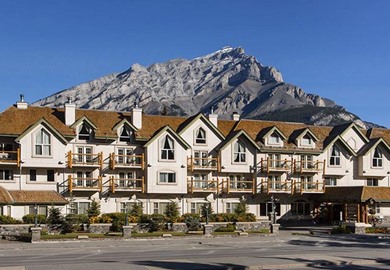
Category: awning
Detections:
[{"x1": 319, "y1": 186, "x2": 390, "y2": 203}]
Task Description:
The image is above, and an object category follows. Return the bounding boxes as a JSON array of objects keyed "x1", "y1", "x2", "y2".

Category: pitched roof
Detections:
[
  {"x1": 367, "y1": 128, "x2": 390, "y2": 146},
  {"x1": 218, "y1": 130, "x2": 260, "y2": 151},
  {"x1": 0, "y1": 186, "x2": 68, "y2": 205},
  {"x1": 320, "y1": 186, "x2": 390, "y2": 203},
  {"x1": 177, "y1": 113, "x2": 225, "y2": 140}
]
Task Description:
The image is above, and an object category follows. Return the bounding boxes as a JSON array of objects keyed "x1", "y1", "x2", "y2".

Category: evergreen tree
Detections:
[
  {"x1": 87, "y1": 199, "x2": 101, "y2": 218},
  {"x1": 234, "y1": 197, "x2": 248, "y2": 215},
  {"x1": 164, "y1": 202, "x2": 180, "y2": 222},
  {"x1": 130, "y1": 203, "x2": 143, "y2": 217},
  {"x1": 47, "y1": 206, "x2": 63, "y2": 224}
]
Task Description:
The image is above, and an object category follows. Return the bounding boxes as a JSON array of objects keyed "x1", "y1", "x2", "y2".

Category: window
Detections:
[
  {"x1": 120, "y1": 202, "x2": 142, "y2": 213},
  {"x1": 268, "y1": 153, "x2": 281, "y2": 168},
  {"x1": 118, "y1": 172, "x2": 140, "y2": 188},
  {"x1": 194, "y1": 151, "x2": 208, "y2": 167},
  {"x1": 260, "y1": 202, "x2": 281, "y2": 216},
  {"x1": 159, "y1": 172, "x2": 176, "y2": 184},
  {"x1": 193, "y1": 173, "x2": 208, "y2": 188},
  {"x1": 226, "y1": 202, "x2": 239, "y2": 214},
  {"x1": 301, "y1": 155, "x2": 314, "y2": 169},
  {"x1": 30, "y1": 169, "x2": 37, "y2": 181},
  {"x1": 195, "y1": 128, "x2": 206, "y2": 144},
  {"x1": 70, "y1": 202, "x2": 90, "y2": 215},
  {"x1": 372, "y1": 147, "x2": 383, "y2": 168},
  {"x1": 269, "y1": 132, "x2": 280, "y2": 144},
  {"x1": 329, "y1": 145, "x2": 341, "y2": 166},
  {"x1": 119, "y1": 126, "x2": 132, "y2": 142},
  {"x1": 324, "y1": 177, "x2": 337, "y2": 186},
  {"x1": 291, "y1": 201, "x2": 311, "y2": 215},
  {"x1": 117, "y1": 148, "x2": 135, "y2": 164},
  {"x1": 35, "y1": 129, "x2": 51, "y2": 156},
  {"x1": 367, "y1": 178, "x2": 379, "y2": 186},
  {"x1": 0, "y1": 169, "x2": 13, "y2": 180},
  {"x1": 47, "y1": 170, "x2": 55, "y2": 182},
  {"x1": 153, "y1": 202, "x2": 169, "y2": 214},
  {"x1": 77, "y1": 146, "x2": 93, "y2": 163},
  {"x1": 78, "y1": 124, "x2": 91, "y2": 140},
  {"x1": 191, "y1": 202, "x2": 208, "y2": 215},
  {"x1": 300, "y1": 176, "x2": 314, "y2": 190},
  {"x1": 268, "y1": 175, "x2": 281, "y2": 190},
  {"x1": 0, "y1": 143, "x2": 13, "y2": 151},
  {"x1": 233, "y1": 141, "x2": 246, "y2": 163},
  {"x1": 301, "y1": 134, "x2": 312, "y2": 146},
  {"x1": 0, "y1": 207, "x2": 2, "y2": 215},
  {"x1": 229, "y1": 175, "x2": 244, "y2": 189},
  {"x1": 76, "y1": 171, "x2": 93, "y2": 187},
  {"x1": 161, "y1": 136, "x2": 174, "y2": 160},
  {"x1": 29, "y1": 205, "x2": 48, "y2": 216}
]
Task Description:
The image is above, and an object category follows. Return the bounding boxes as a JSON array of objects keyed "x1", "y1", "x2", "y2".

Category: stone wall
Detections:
[{"x1": 86, "y1": 224, "x2": 112, "y2": 234}]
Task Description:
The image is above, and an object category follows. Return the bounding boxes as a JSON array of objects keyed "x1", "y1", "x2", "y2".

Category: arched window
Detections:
[
  {"x1": 35, "y1": 129, "x2": 51, "y2": 156},
  {"x1": 233, "y1": 141, "x2": 246, "y2": 163},
  {"x1": 330, "y1": 145, "x2": 340, "y2": 166},
  {"x1": 195, "y1": 128, "x2": 206, "y2": 144},
  {"x1": 119, "y1": 126, "x2": 132, "y2": 142},
  {"x1": 161, "y1": 136, "x2": 174, "y2": 160},
  {"x1": 373, "y1": 147, "x2": 383, "y2": 167}
]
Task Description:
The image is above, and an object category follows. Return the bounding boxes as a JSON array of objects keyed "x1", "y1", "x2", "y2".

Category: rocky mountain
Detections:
[{"x1": 33, "y1": 46, "x2": 378, "y2": 129}]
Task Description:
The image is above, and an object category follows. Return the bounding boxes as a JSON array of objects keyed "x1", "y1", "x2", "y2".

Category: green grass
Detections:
[
  {"x1": 131, "y1": 231, "x2": 188, "y2": 238},
  {"x1": 41, "y1": 233, "x2": 121, "y2": 240}
]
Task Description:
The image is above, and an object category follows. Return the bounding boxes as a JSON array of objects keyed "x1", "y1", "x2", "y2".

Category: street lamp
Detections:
[{"x1": 34, "y1": 204, "x2": 38, "y2": 227}]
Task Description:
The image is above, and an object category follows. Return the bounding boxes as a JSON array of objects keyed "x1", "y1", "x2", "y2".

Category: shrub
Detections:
[
  {"x1": 129, "y1": 203, "x2": 143, "y2": 217},
  {"x1": 61, "y1": 214, "x2": 88, "y2": 233},
  {"x1": 184, "y1": 215, "x2": 201, "y2": 231},
  {"x1": 234, "y1": 198, "x2": 248, "y2": 215},
  {"x1": 236, "y1": 213, "x2": 257, "y2": 222},
  {"x1": 139, "y1": 214, "x2": 166, "y2": 232},
  {"x1": 164, "y1": 202, "x2": 180, "y2": 223},
  {"x1": 101, "y1": 212, "x2": 127, "y2": 232},
  {"x1": 22, "y1": 214, "x2": 47, "y2": 224},
  {"x1": 215, "y1": 223, "x2": 236, "y2": 232},
  {"x1": 0, "y1": 215, "x2": 21, "y2": 224},
  {"x1": 330, "y1": 225, "x2": 351, "y2": 234},
  {"x1": 47, "y1": 207, "x2": 63, "y2": 225},
  {"x1": 209, "y1": 213, "x2": 238, "y2": 222}
]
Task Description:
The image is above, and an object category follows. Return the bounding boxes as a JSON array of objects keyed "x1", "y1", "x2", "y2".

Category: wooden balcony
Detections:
[
  {"x1": 260, "y1": 158, "x2": 292, "y2": 173},
  {"x1": 293, "y1": 180, "x2": 325, "y2": 194},
  {"x1": 224, "y1": 178, "x2": 256, "y2": 194},
  {"x1": 259, "y1": 179, "x2": 293, "y2": 194},
  {"x1": 0, "y1": 149, "x2": 20, "y2": 166},
  {"x1": 110, "y1": 176, "x2": 144, "y2": 193},
  {"x1": 68, "y1": 176, "x2": 102, "y2": 192},
  {"x1": 294, "y1": 160, "x2": 326, "y2": 174},
  {"x1": 188, "y1": 178, "x2": 220, "y2": 193},
  {"x1": 187, "y1": 156, "x2": 220, "y2": 171},
  {"x1": 67, "y1": 151, "x2": 103, "y2": 169},
  {"x1": 109, "y1": 153, "x2": 144, "y2": 170}
]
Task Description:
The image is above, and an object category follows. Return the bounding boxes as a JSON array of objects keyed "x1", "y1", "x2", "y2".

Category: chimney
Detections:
[
  {"x1": 208, "y1": 107, "x2": 218, "y2": 128},
  {"x1": 131, "y1": 101, "x2": 142, "y2": 129},
  {"x1": 64, "y1": 97, "x2": 76, "y2": 126},
  {"x1": 232, "y1": 112, "x2": 240, "y2": 121},
  {"x1": 16, "y1": 94, "x2": 28, "y2": 110}
]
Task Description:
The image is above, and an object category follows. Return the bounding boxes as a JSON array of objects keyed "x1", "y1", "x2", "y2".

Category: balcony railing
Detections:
[
  {"x1": 109, "y1": 153, "x2": 144, "y2": 170},
  {"x1": 110, "y1": 176, "x2": 144, "y2": 193},
  {"x1": 293, "y1": 180, "x2": 325, "y2": 193},
  {"x1": 0, "y1": 149, "x2": 20, "y2": 166},
  {"x1": 188, "y1": 178, "x2": 220, "y2": 193},
  {"x1": 259, "y1": 179, "x2": 293, "y2": 194},
  {"x1": 294, "y1": 160, "x2": 325, "y2": 174},
  {"x1": 68, "y1": 176, "x2": 102, "y2": 192},
  {"x1": 224, "y1": 178, "x2": 256, "y2": 194},
  {"x1": 67, "y1": 151, "x2": 103, "y2": 169},
  {"x1": 187, "y1": 156, "x2": 220, "y2": 171},
  {"x1": 260, "y1": 158, "x2": 292, "y2": 173}
]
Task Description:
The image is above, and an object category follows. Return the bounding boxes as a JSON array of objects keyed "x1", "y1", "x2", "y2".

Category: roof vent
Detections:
[{"x1": 16, "y1": 94, "x2": 28, "y2": 110}]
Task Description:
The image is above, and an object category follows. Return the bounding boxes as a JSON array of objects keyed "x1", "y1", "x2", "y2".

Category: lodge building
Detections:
[{"x1": 1, "y1": 96, "x2": 390, "y2": 225}]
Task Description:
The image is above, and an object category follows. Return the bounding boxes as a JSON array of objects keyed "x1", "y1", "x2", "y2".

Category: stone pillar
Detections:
[
  {"x1": 346, "y1": 222, "x2": 369, "y2": 234},
  {"x1": 270, "y1": 224, "x2": 280, "y2": 235},
  {"x1": 203, "y1": 224, "x2": 213, "y2": 236},
  {"x1": 31, "y1": 227, "x2": 42, "y2": 243},
  {"x1": 122, "y1": 225, "x2": 133, "y2": 239}
]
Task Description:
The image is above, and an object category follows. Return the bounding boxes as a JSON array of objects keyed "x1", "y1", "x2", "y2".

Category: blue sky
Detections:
[{"x1": 1, "y1": 1, "x2": 389, "y2": 127}]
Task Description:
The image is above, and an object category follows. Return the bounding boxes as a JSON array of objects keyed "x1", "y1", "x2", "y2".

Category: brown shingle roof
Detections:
[
  {"x1": 0, "y1": 186, "x2": 13, "y2": 204},
  {"x1": 367, "y1": 128, "x2": 390, "y2": 146},
  {"x1": 7, "y1": 190, "x2": 68, "y2": 205},
  {"x1": 320, "y1": 186, "x2": 390, "y2": 203}
]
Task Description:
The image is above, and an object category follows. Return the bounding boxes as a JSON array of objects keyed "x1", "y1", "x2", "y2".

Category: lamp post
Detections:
[
  {"x1": 34, "y1": 204, "x2": 38, "y2": 227},
  {"x1": 125, "y1": 205, "x2": 129, "y2": 226}
]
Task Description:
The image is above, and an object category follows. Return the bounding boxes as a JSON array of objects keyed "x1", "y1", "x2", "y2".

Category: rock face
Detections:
[{"x1": 33, "y1": 46, "x2": 376, "y2": 128}]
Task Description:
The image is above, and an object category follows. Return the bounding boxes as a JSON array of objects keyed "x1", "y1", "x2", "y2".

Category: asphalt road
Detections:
[{"x1": 0, "y1": 232, "x2": 390, "y2": 270}]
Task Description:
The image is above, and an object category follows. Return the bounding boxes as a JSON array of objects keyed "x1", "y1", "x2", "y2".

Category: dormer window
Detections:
[
  {"x1": 35, "y1": 129, "x2": 51, "y2": 156},
  {"x1": 78, "y1": 124, "x2": 91, "y2": 140},
  {"x1": 301, "y1": 134, "x2": 312, "y2": 146},
  {"x1": 161, "y1": 135, "x2": 174, "y2": 160},
  {"x1": 119, "y1": 126, "x2": 132, "y2": 142},
  {"x1": 233, "y1": 141, "x2": 246, "y2": 163},
  {"x1": 372, "y1": 147, "x2": 383, "y2": 168},
  {"x1": 269, "y1": 132, "x2": 280, "y2": 144},
  {"x1": 195, "y1": 128, "x2": 206, "y2": 144}
]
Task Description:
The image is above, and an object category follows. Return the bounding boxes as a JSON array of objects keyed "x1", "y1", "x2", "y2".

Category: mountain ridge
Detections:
[{"x1": 33, "y1": 46, "x2": 381, "y2": 129}]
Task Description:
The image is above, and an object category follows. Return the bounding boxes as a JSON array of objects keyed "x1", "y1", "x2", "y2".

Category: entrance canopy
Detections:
[{"x1": 319, "y1": 186, "x2": 390, "y2": 203}]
